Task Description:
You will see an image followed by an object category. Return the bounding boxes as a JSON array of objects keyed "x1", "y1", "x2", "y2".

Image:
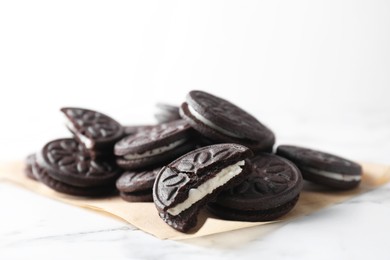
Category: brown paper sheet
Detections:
[{"x1": 1, "y1": 161, "x2": 390, "y2": 240}]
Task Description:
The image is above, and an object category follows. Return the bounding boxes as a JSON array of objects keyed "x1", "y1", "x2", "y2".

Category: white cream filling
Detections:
[
  {"x1": 65, "y1": 119, "x2": 93, "y2": 149},
  {"x1": 187, "y1": 105, "x2": 243, "y2": 138},
  {"x1": 123, "y1": 139, "x2": 187, "y2": 160},
  {"x1": 302, "y1": 166, "x2": 361, "y2": 182},
  {"x1": 167, "y1": 160, "x2": 245, "y2": 216}
]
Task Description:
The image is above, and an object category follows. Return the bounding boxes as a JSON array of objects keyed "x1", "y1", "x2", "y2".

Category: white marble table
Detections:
[
  {"x1": 1, "y1": 181, "x2": 389, "y2": 260},
  {"x1": 1, "y1": 1, "x2": 390, "y2": 259},
  {"x1": 1, "y1": 106, "x2": 389, "y2": 260}
]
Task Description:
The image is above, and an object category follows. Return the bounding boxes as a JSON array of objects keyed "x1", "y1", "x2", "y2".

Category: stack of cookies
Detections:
[
  {"x1": 26, "y1": 108, "x2": 124, "y2": 197},
  {"x1": 25, "y1": 90, "x2": 362, "y2": 233}
]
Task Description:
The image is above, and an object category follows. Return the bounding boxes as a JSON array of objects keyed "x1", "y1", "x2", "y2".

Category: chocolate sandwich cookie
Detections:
[
  {"x1": 116, "y1": 166, "x2": 162, "y2": 202},
  {"x1": 32, "y1": 160, "x2": 115, "y2": 197},
  {"x1": 276, "y1": 145, "x2": 362, "y2": 190},
  {"x1": 208, "y1": 153, "x2": 302, "y2": 221},
  {"x1": 180, "y1": 90, "x2": 275, "y2": 152},
  {"x1": 115, "y1": 120, "x2": 195, "y2": 170},
  {"x1": 24, "y1": 154, "x2": 37, "y2": 180},
  {"x1": 124, "y1": 125, "x2": 155, "y2": 135},
  {"x1": 153, "y1": 143, "x2": 253, "y2": 232},
  {"x1": 155, "y1": 103, "x2": 181, "y2": 123},
  {"x1": 61, "y1": 107, "x2": 124, "y2": 155},
  {"x1": 36, "y1": 138, "x2": 120, "y2": 188},
  {"x1": 119, "y1": 191, "x2": 153, "y2": 202}
]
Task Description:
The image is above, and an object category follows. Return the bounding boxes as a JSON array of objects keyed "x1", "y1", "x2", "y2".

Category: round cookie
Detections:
[
  {"x1": 180, "y1": 90, "x2": 275, "y2": 152},
  {"x1": 276, "y1": 145, "x2": 362, "y2": 190},
  {"x1": 123, "y1": 125, "x2": 155, "y2": 135},
  {"x1": 208, "y1": 153, "x2": 303, "y2": 221},
  {"x1": 153, "y1": 143, "x2": 253, "y2": 232},
  {"x1": 116, "y1": 166, "x2": 162, "y2": 202},
  {"x1": 32, "y1": 160, "x2": 115, "y2": 197},
  {"x1": 116, "y1": 167, "x2": 161, "y2": 192},
  {"x1": 115, "y1": 120, "x2": 195, "y2": 170},
  {"x1": 154, "y1": 103, "x2": 181, "y2": 123},
  {"x1": 61, "y1": 107, "x2": 124, "y2": 155},
  {"x1": 36, "y1": 138, "x2": 120, "y2": 187},
  {"x1": 119, "y1": 191, "x2": 154, "y2": 202}
]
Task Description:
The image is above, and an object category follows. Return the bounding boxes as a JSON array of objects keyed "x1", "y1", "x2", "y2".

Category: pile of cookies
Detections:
[{"x1": 25, "y1": 90, "x2": 362, "y2": 233}]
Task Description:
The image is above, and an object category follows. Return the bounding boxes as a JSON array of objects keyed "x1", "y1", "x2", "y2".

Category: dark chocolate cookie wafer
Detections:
[
  {"x1": 208, "y1": 153, "x2": 302, "y2": 221},
  {"x1": 61, "y1": 107, "x2": 124, "y2": 155},
  {"x1": 24, "y1": 154, "x2": 37, "y2": 180},
  {"x1": 276, "y1": 145, "x2": 362, "y2": 190},
  {"x1": 119, "y1": 191, "x2": 154, "y2": 202},
  {"x1": 155, "y1": 103, "x2": 181, "y2": 123},
  {"x1": 153, "y1": 143, "x2": 253, "y2": 232},
  {"x1": 32, "y1": 160, "x2": 115, "y2": 197},
  {"x1": 180, "y1": 90, "x2": 275, "y2": 152},
  {"x1": 116, "y1": 166, "x2": 161, "y2": 202},
  {"x1": 115, "y1": 120, "x2": 195, "y2": 170},
  {"x1": 36, "y1": 138, "x2": 120, "y2": 187}
]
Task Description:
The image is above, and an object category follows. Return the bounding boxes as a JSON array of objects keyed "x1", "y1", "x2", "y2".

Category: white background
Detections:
[
  {"x1": 0, "y1": 1, "x2": 390, "y2": 259},
  {"x1": 0, "y1": 0, "x2": 389, "y2": 163}
]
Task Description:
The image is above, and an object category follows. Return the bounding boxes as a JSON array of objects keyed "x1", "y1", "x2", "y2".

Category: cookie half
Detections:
[
  {"x1": 276, "y1": 145, "x2": 362, "y2": 190},
  {"x1": 61, "y1": 107, "x2": 124, "y2": 155},
  {"x1": 180, "y1": 90, "x2": 275, "y2": 152},
  {"x1": 208, "y1": 153, "x2": 303, "y2": 221},
  {"x1": 153, "y1": 143, "x2": 253, "y2": 232},
  {"x1": 115, "y1": 120, "x2": 195, "y2": 170}
]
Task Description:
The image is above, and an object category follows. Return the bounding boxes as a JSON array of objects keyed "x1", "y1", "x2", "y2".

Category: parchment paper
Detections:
[{"x1": 0, "y1": 161, "x2": 389, "y2": 240}]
